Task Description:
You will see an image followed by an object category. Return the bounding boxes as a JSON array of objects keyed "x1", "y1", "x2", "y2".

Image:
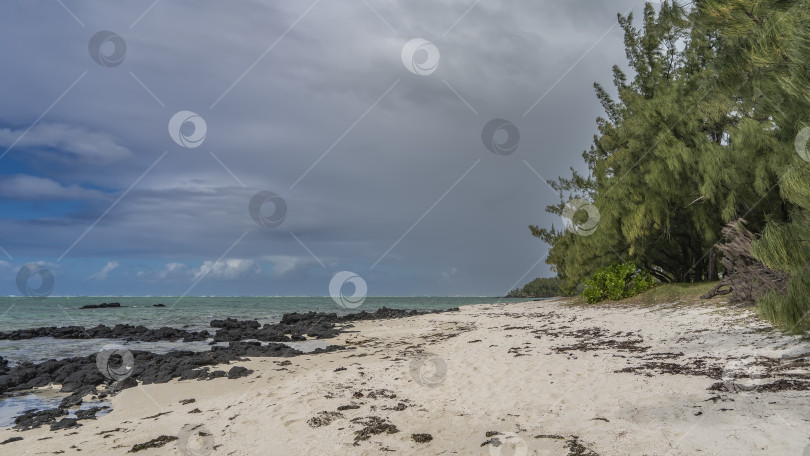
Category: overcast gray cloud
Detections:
[{"x1": 0, "y1": 0, "x2": 649, "y2": 296}]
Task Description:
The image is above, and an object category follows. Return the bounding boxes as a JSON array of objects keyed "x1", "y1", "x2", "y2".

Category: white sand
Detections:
[{"x1": 2, "y1": 298, "x2": 809, "y2": 455}]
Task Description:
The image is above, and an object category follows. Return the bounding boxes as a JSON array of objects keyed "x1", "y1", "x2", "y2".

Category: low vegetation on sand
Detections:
[
  {"x1": 568, "y1": 282, "x2": 719, "y2": 307},
  {"x1": 581, "y1": 262, "x2": 655, "y2": 304}
]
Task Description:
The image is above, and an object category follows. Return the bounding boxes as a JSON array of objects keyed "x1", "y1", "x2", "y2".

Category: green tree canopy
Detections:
[{"x1": 532, "y1": 1, "x2": 810, "y2": 327}]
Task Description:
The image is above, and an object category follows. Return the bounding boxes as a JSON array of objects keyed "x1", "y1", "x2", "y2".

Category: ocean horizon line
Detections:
[{"x1": 2, "y1": 295, "x2": 506, "y2": 299}]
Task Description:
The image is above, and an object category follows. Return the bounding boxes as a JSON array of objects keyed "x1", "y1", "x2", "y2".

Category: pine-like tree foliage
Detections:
[
  {"x1": 700, "y1": 0, "x2": 810, "y2": 328},
  {"x1": 532, "y1": 1, "x2": 810, "y2": 325},
  {"x1": 532, "y1": 3, "x2": 729, "y2": 293}
]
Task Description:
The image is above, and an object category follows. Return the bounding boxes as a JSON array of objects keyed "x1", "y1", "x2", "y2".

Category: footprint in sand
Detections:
[{"x1": 282, "y1": 417, "x2": 303, "y2": 427}]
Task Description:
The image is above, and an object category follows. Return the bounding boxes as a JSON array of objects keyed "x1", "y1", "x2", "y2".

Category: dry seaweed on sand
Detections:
[
  {"x1": 129, "y1": 435, "x2": 178, "y2": 452},
  {"x1": 351, "y1": 416, "x2": 399, "y2": 445}
]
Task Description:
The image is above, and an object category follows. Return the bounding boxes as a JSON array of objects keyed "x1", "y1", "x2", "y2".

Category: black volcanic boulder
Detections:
[
  {"x1": 14, "y1": 408, "x2": 67, "y2": 431},
  {"x1": 280, "y1": 312, "x2": 338, "y2": 326},
  {"x1": 75, "y1": 406, "x2": 107, "y2": 420},
  {"x1": 50, "y1": 417, "x2": 80, "y2": 431},
  {"x1": 60, "y1": 366, "x2": 105, "y2": 393},
  {"x1": 211, "y1": 318, "x2": 265, "y2": 342},
  {"x1": 276, "y1": 312, "x2": 341, "y2": 339},
  {"x1": 59, "y1": 385, "x2": 97, "y2": 408},
  {"x1": 338, "y1": 306, "x2": 423, "y2": 322},
  {"x1": 111, "y1": 377, "x2": 138, "y2": 392},
  {"x1": 79, "y1": 303, "x2": 123, "y2": 309},
  {"x1": 0, "y1": 324, "x2": 210, "y2": 343},
  {"x1": 227, "y1": 366, "x2": 252, "y2": 379},
  {"x1": 210, "y1": 318, "x2": 260, "y2": 330},
  {"x1": 252, "y1": 326, "x2": 292, "y2": 342}
]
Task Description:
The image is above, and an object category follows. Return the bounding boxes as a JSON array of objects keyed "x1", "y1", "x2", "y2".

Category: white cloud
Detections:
[
  {"x1": 0, "y1": 123, "x2": 131, "y2": 164},
  {"x1": 88, "y1": 261, "x2": 119, "y2": 280},
  {"x1": 137, "y1": 262, "x2": 188, "y2": 281},
  {"x1": 191, "y1": 259, "x2": 261, "y2": 281},
  {"x1": 261, "y1": 255, "x2": 318, "y2": 278},
  {"x1": 0, "y1": 174, "x2": 106, "y2": 201},
  {"x1": 160, "y1": 262, "x2": 187, "y2": 279}
]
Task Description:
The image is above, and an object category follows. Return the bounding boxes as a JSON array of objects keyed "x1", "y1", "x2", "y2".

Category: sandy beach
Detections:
[
  {"x1": 4, "y1": 1, "x2": 810, "y2": 454},
  {"x1": 1, "y1": 297, "x2": 809, "y2": 455}
]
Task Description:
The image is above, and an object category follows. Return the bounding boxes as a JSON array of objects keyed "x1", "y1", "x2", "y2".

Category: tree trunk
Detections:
[
  {"x1": 707, "y1": 249, "x2": 719, "y2": 281},
  {"x1": 701, "y1": 282, "x2": 732, "y2": 299}
]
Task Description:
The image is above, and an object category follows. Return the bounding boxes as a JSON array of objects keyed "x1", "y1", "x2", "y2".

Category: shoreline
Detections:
[
  {"x1": 0, "y1": 307, "x2": 456, "y2": 431},
  {"x1": 1, "y1": 298, "x2": 809, "y2": 454},
  {"x1": 0, "y1": 296, "x2": 525, "y2": 334}
]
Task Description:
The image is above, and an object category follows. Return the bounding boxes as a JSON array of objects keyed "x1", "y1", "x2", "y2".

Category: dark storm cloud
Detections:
[{"x1": 0, "y1": 0, "x2": 649, "y2": 296}]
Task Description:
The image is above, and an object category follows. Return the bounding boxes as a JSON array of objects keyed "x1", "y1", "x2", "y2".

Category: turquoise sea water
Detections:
[
  {"x1": 0, "y1": 296, "x2": 533, "y2": 332},
  {"x1": 0, "y1": 296, "x2": 535, "y2": 363},
  {"x1": 0, "y1": 296, "x2": 538, "y2": 427}
]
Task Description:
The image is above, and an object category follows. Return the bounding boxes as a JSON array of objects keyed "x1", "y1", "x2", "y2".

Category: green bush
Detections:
[
  {"x1": 756, "y1": 267, "x2": 810, "y2": 333},
  {"x1": 582, "y1": 262, "x2": 655, "y2": 304}
]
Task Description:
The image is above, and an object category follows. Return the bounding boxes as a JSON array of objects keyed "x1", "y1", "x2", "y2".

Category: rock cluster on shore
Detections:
[
  {"x1": 0, "y1": 307, "x2": 453, "y2": 344},
  {"x1": 0, "y1": 325, "x2": 210, "y2": 342},
  {"x1": 0, "y1": 306, "x2": 456, "y2": 430}
]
